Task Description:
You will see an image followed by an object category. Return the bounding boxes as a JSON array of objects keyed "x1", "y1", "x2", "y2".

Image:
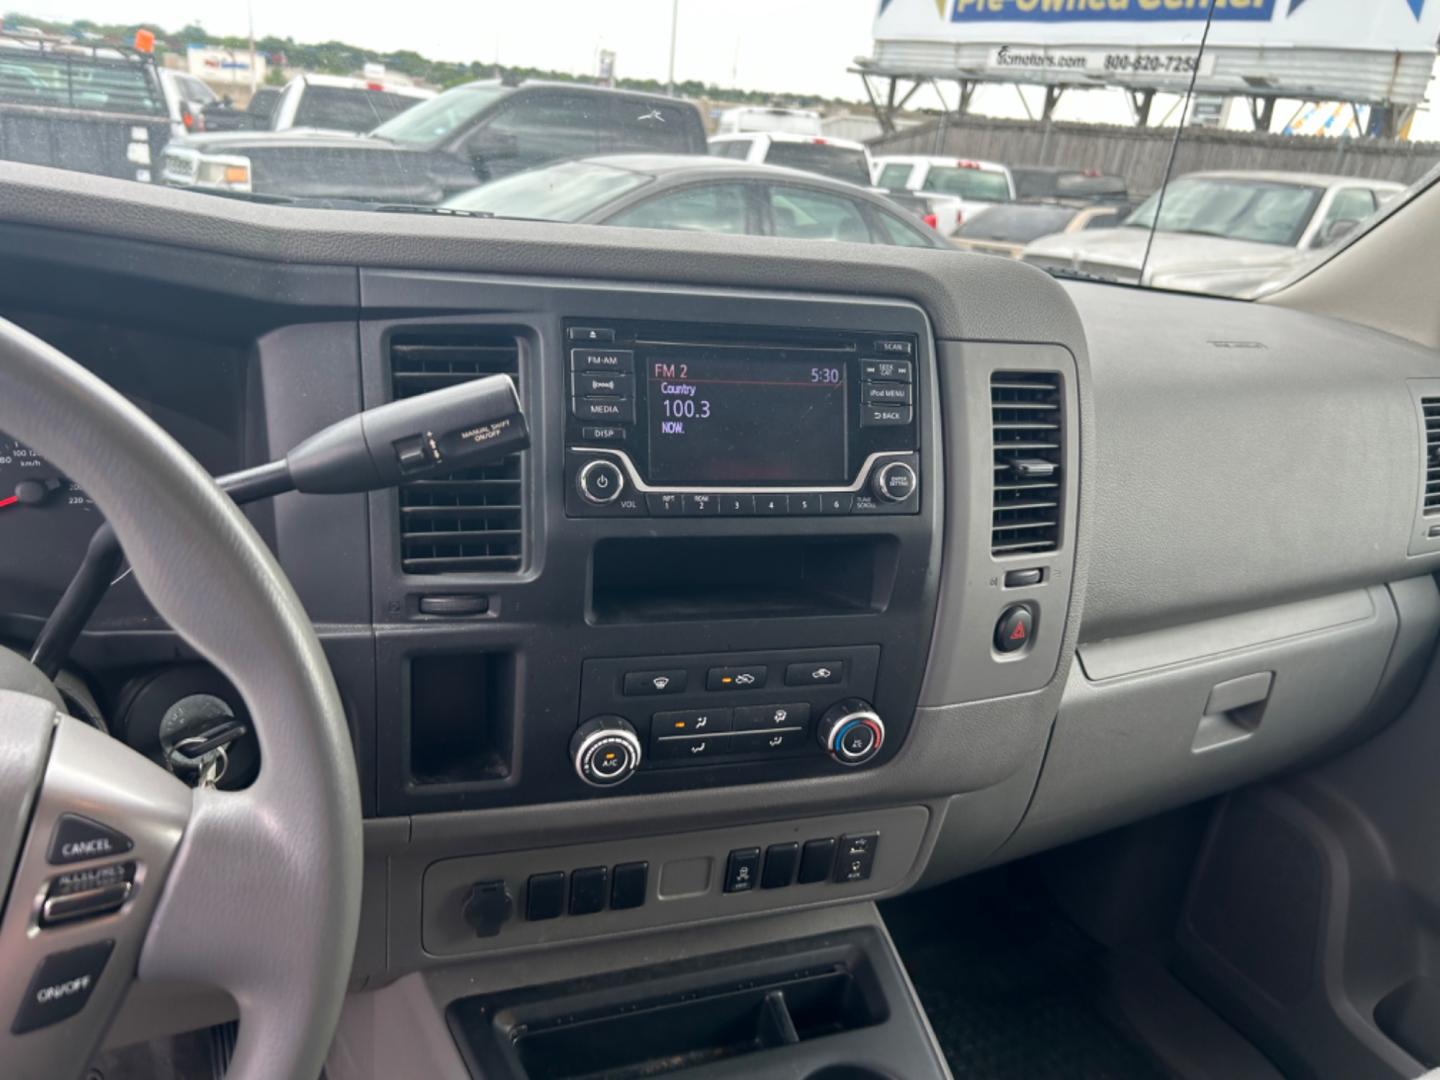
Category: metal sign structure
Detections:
[{"x1": 856, "y1": 0, "x2": 1440, "y2": 136}]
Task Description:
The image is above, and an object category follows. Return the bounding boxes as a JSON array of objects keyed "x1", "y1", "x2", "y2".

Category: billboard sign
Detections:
[
  {"x1": 186, "y1": 45, "x2": 267, "y2": 86},
  {"x1": 868, "y1": 0, "x2": 1440, "y2": 105}
]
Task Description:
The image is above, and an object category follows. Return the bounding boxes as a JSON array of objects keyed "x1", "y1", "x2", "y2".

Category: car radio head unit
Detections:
[{"x1": 565, "y1": 321, "x2": 920, "y2": 518}]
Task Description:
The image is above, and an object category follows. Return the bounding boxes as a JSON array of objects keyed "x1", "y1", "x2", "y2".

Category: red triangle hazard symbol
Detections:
[{"x1": 1009, "y1": 621, "x2": 1027, "y2": 642}]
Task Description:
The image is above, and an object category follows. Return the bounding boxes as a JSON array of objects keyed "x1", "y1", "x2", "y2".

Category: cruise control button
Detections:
[
  {"x1": 707, "y1": 666, "x2": 767, "y2": 691},
  {"x1": 861, "y1": 358, "x2": 913, "y2": 382},
  {"x1": 11, "y1": 941, "x2": 114, "y2": 1035},
  {"x1": 861, "y1": 404, "x2": 913, "y2": 427},
  {"x1": 571, "y1": 372, "x2": 635, "y2": 398},
  {"x1": 48, "y1": 815, "x2": 132, "y2": 866},
  {"x1": 624, "y1": 669, "x2": 687, "y2": 695},
  {"x1": 733, "y1": 702, "x2": 810, "y2": 732},
  {"x1": 784, "y1": 661, "x2": 844, "y2": 687},
  {"x1": 570, "y1": 348, "x2": 633, "y2": 372},
  {"x1": 734, "y1": 729, "x2": 808, "y2": 755},
  {"x1": 654, "y1": 707, "x2": 733, "y2": 735}
]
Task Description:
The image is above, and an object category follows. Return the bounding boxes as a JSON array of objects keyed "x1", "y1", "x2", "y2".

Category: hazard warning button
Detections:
[{"x1": 995, "y1": 604, "x2": 1035, "y2": 653}]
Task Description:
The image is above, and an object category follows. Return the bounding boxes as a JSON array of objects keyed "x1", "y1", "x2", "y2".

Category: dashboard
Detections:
[{"x1": 3, "y1": 165, "x2": 1440, "y2": 985}]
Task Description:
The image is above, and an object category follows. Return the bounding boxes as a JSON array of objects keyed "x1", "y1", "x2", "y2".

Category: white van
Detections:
[
  {"x1": 715, "y1": 106, "x2": 822, "y2": 136},
  {"x1": 709, "y1": 132, "x2": 872, "y2": 188}
]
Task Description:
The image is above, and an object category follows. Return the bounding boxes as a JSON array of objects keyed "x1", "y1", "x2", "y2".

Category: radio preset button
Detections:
[
  {"x1": 864, "y1": 382, "x2": 913, "y2": 405},
  {"x1": 720, "y1": 494, "x2": 755, "y2": 515},
  {"x1": 755, "y1": 495, "x2": 789, "y2": 515},
  {"x1": 577, "y1": 459, "x2": 625, "y2": 505},
  {"x1": 861, "y1": 358, "x2": 913, "y2": 382},
  {"x1": 707, "y1": 666, "x2": 767, "y2": 691},
  {"x1": 683, "y1": 493, "x2": 720, "y2": 515},
  {"x1": 647, "y1": 493, "x2": 683, "y2": 515},
  {"x1": 572, "y1": 372, "x2": 635, "y2": 398},
  {"x1": 790, "y1": 493, "x2": 822, "y2": 515},
  {"x1": 821, "y1": 493, "x2": 855, "y2": 514},
  {"x1": 861, "y1": 404, "x2": 913, "y2": 427},
  {"x1": 570, "y1": 348, "x2": 634, "y2": 372},
  {"x1": 572, "y1": 397, "x2": 636, "y2": 423}
]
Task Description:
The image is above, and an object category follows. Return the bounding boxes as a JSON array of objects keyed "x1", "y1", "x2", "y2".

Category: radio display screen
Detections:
[{"x1": 646, "y1": 355, "x2": 848, "y2": 486}]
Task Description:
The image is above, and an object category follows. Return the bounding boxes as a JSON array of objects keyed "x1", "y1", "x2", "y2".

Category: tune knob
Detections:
[
  {"x1": 577, "y1": 459, "x2": 625, "y2": 504},
  {"x1": 872, "y1": 460, "x2": 917, "y2": 503},
  {"x1": 571, "y1": 716, "x2": 642, "y2": 787},
  {"x1": 817, "y1": 699, "x2": 886, "y2": 766}
]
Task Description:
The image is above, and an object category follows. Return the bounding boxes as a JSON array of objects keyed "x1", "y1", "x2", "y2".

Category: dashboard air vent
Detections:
[
  {"x1": 1424, "y1": 396, "x2": 1440, "y2": 517},
  {"x1": 991, "y1": 371, "x2": 1064, "y2": 556},
  {"x1": 391, "y1": 332, "x2": 524, "y2": 574}
]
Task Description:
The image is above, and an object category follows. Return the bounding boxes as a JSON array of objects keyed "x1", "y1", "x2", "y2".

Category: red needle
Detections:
[{"x1": 0, "y1": 496, "x2": 17, "y2": 509}]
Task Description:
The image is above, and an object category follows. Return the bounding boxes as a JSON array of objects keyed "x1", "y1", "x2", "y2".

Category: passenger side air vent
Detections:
[
  {"x1": 1423, "y1": 395, "x2": 1440, "y2": 516},
  {"x1": 991, "y1": 371, "x2": 1064, "y2": 556},
  {"x1": 391, "y1": 333, "x2": 525, "y2": 574}
]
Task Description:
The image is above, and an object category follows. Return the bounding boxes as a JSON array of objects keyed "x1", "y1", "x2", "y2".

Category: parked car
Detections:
[
  {"x1": 442, "y1": 155, "x2": 952, "y2": 248},
  {"x1": 715, "y1": 105, "x2": 822, "y2": 136},
  {"x1": 950, "y1": 201, "x2": 1131, "y2": 259},
  {"x1": 263, "y1": 74, "x2": 435, "y2": 134},
  {"x1": 1009, "y1": 165, "x2": 1129, "y2": 203},
  {"x1": 1022, "y1": 170, "x2": 1405, "y2": 295},
  {"x1": 870, "y1": 156, "x2": 1016, "y2": 235},
  {"x1": 0, "y1": 30, "x2": 170, "y2": 182},
  {"x1": 709, "y1": 133, "x2": 871, "y2": 187},
  {"x1": 158, "y1": 69, "x2": 219, "y2": 137},
  {"x1": 199, "y1": 85, "x2": 281, "y2": 132},
  {"x1": 162, "y1": 80, "x2": 708, "y2": 203}
]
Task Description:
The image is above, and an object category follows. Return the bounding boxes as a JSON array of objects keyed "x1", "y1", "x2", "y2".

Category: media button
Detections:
[
  {"x1": 572, "y1": 372, "x2": 635, "y2": 398},
  {"x1": 734, "y1": 702, "x2": 810, "y2": 732},
  {"x1": 861, "y1": 358, "x2": 913, "y2": 382},
  {"x1": 790, "y1": 493, "x2": 822, "y2": 515},
  {"x1": 785, "y1": 661, "x2": 844, "y2": 687},
  {"x1": 647, "y1": 493, "x2": 683, "y2": 516},
  {"x1": 720, "y1": 494, "x2": 755, "y2": 515},
  {"x1": 861, "y1": 404, "x2": 913, "y2": 427},
  {"x1": 755, "y1": 494, "x2": 789, "y2": 515},
  {"x1": 707, "y1": 665, "x2": 767, "y2": 691},
  {"x1": 683, "y1": 493, "x2": 720, "y2": 515},
  {"x1": 864, "y1": 381, "x2": 913, "y2": 405},
  {"x1": 572, "y1": 397, "x2": 636, "y2": 423},
  {"x1": 821, "y1": 493, "x2": 854, "y2": 514},
  {"x1": 654, "y1": 707, "x2": 733, "y2": 736},
  {"x1": 623, "y1": 669, "x2": 687, "y2": 695},
  {"x1": 570, "y1": 348, "x2": 634, "y2": 372}
]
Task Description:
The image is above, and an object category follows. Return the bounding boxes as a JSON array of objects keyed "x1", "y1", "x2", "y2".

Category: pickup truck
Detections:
[
  {"x1": 0, "y1": 31, "x2": 170, "y2": 182},
  {"x1": 162, "y1": 79, "x2": 708, "y2": 204}
]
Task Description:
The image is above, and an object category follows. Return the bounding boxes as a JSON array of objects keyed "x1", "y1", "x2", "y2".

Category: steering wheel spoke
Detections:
[{"x1": 0, "y1": 698, "x2": 190, "y2": 1080}]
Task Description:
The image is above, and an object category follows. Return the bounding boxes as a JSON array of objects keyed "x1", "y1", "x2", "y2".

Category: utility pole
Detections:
[
  {"x1": 666, "y1": 0, "x2": 678, "y2": 97},
  {"x1": 247, "y1": 0, "x2": 257, "y2": 93}
]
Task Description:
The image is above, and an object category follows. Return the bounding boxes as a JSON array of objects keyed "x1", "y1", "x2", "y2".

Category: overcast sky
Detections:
[{"x1": 16, "y1": 0, "x2": 881, "y2": 101}]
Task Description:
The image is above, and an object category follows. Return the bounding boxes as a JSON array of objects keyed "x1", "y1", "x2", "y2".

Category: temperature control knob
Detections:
[
  {"x1": 571, "y1": 716, "x2": 642, "y2": 787},
  {"x1": 576, "y1": 459, "x2": 625, "y2": 505},
  {"x1": 872, "y1": 461, "x2": 917, "y2": 503},
  {"x1": 817, "y1": 699, "x2": 886, "y2": 766}
]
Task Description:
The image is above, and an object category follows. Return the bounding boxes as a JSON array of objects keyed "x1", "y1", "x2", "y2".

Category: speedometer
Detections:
[{"x1": 0, "y1": 436, "x2": 96, "y2": 515}]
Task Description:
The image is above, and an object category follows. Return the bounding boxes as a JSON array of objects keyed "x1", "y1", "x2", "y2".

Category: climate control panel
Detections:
[{"x1": 575, "y1": 646, "x2": 885, "y2": 790}]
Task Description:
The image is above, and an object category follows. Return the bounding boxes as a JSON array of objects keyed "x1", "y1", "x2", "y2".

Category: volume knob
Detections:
[
  {"x1": 571, "y1": 716, "x2": 642, "y2": 787},
  {"x1": 817, "y1": 699, "x2": 886, "y2": 766},
  {"x1": 577, "y1": 459, "x2": 625, "y2": 505}
]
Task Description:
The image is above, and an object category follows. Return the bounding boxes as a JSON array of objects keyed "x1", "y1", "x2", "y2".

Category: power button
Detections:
[{"x1": 576, "y1": 459, "x2": 624, "y2": 505}]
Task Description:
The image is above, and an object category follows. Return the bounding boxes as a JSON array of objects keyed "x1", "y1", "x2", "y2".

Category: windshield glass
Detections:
[
  {"x1": 921, "y1": 167, "x2": 1011, "y2": 202},
  {"x1": 443, "y1": 159, "x2": 649, "y2": 221},
  {"x1": 370, "y1": 84, "x2": 509, "y2": 145},
  {"x1": 1123, "y1": 178, "x2": 1325, "y2": 247},
  {"x1": 763, "y1": 142, "x2": 871, "y2": 186},
  {"x1": 9, "y1": 3, "x2": 1440, "y2": 298}
]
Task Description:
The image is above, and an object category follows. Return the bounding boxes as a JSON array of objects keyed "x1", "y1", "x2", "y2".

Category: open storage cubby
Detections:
[
  {"x1": 589, "y1": 536, "x2": 899, "y2": 624},
  {"x1": 407, "y1": 652, "x2": 514, "y2": 786},
  {"x1": 447, "y1": 929, "x2": 945, "y2": 1079}
]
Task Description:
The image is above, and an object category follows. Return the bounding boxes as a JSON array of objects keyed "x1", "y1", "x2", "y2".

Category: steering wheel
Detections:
[{"x1": 0, "y1": 317, "x2": 361, "y2": 1078}]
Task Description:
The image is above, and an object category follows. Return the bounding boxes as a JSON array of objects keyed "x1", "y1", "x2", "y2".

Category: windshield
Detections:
[
  {"x1": 1124, "y1": 178, "x2": 1325, "y2": 247},
  {"x1": 921, "y1": 167, "x2": 1012, "y2": 202},
  {"x1": 443, "y1": 159, "x2": 649, "y2": 221},
  {"x1": 763, "y1": 142, "x2": 871, "y2": 186},
  {"x1": 370, "y1": 84, "x2": 509, "y2": 145},
  {"x1": 10, "y1": 4, "x2": 1440, "y2": 298}
]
